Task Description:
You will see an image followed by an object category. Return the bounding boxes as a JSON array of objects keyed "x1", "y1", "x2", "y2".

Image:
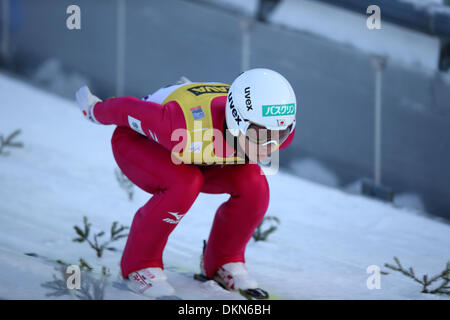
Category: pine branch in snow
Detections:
[
  {"x1": 115, "y1": 168, "x2": 134, "y2": 201},
  {"x1": 384, "y1": 257, "x2": 450, "y2": 295},
  {"x1": 56, "y1": 257, "x2": 110, "y2": 277},
  {"x1": 252, "y1": 216, "x2": 280, "y2": 242},
  {"x1": 0, "y1": 129, "x2": 24, "y2": 156},
  {"x1": 78, "y1": 258, "x2": 93, "y2": 272},
  {"x1": 72, "y1": 216, "x2": 129, "y2": 258},
  {"x1": 42, "y1": 264, "x2": 107, "y2": 300}
]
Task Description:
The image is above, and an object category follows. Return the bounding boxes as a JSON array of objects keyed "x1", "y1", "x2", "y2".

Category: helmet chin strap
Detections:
[
  {"x1": 259, "y1": 140, "x2": 279, "y2": 147},
  {"x1": 223, "y1": 119, "x2": 249, "y2": 161},
  {"x1": 245, "y1": 135, "x2": 279, "y2": 147}
]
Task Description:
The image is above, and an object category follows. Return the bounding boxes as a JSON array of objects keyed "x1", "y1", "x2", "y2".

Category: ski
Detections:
[
  {"x1": 193, "y1": 273, "x2": 270, "y2": 300},
  {"x1": 238, "y1": 288, "x2": 269, "y2": 300}
]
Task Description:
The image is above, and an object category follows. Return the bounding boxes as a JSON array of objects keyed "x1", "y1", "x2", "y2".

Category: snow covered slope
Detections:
[
  {"x1": 269, "y1": 0, "x2": 441, "y2": 71},
  {"x1": 0, "y1": 72, "x2": 449, "y2": 299}
]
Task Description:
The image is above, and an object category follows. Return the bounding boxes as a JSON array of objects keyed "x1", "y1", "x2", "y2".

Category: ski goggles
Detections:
[{"x1": 245, "y1": 122, "x2": 294, "y2": 146}]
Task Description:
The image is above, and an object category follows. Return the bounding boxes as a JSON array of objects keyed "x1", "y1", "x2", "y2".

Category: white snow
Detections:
[
  {"x1": 269, "y1": 0, "x2": 441, "y2": 71},
  {"x1": 398, "y1": 0, "x2": 443, "y2": 8},
  {"x1": 393, "y1": 192, "x2": 426, "y2": 213},
  {"x1": 0, "y1": 71, "x2": 449, "y2": 299},
  {"x1": 32, "y1": 58, "x2": 91, "y2": 98},
  {"x1": 200, "y1": 0, "x2": 259, "y2": 16},
  {"x1": 289, "y1": 158, "x2": 340, "y2": 188}
]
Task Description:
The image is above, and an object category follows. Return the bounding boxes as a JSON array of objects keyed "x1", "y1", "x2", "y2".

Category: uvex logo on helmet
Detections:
[
  {"x1": 244, "y1": 87, "x2": 253, "y2": 111},
  {"x1": 228, "y1": 92, "x2": 242, "y2": 125}
]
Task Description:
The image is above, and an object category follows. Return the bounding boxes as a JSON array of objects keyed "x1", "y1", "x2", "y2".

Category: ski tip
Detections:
[
  {"x1": 195, "y1": 274, "x2": 279, "y2": 300},
  {"x1": 156, "y1": 295, "x2": 183, "y2": 300},
  {"x1": 239, "y1": 288, "x2": 270, "y2": 300},
  {"x1": 193, "y1": 273, "x2": 210, "y2": 282}
]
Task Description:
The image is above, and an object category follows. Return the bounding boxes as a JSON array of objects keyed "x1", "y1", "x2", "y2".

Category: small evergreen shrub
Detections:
[
  {"x1": 252, "y1": 216, "x2": 280, "y2": 242},
  {"x1": 384, "y1": 257, "x2": 450, "y2": 296},
  {"x1": 73, "y1": 216, "x2": 129, "y2": 258},
  {"x1": 0, "y1": 129, "x2": 24, "y2": 155},
  {"x1": 115, "y1": 168, "x2": 134, "y2": 201}
]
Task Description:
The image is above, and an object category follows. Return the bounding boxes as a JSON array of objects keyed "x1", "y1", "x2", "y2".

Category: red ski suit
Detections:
[{"x1": 92, "y1": 85, "x2": 294, "y2": 278}]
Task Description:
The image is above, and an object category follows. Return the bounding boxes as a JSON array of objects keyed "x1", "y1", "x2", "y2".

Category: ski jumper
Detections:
[{"x1": 91, "y1": 82, "x2": 295, "y2": 278}]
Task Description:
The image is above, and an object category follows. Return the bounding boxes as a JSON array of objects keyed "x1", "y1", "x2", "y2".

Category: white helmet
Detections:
[{"x1": 225, "y1": 68, "x2": 297, "y2": 143}]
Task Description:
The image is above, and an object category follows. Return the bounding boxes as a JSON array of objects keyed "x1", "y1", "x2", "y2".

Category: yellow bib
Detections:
[{"x1": 163, "y1": 83, "x2": 246, "y2": 165}]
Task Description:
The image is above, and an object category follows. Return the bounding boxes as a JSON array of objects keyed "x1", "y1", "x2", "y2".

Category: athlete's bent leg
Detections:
[
  {"x1": 111, "y1": 126, "x2": 204, "y2": 278},
  {"x1": 200, "y1": 163, "x2": 270, "y2": 278}
]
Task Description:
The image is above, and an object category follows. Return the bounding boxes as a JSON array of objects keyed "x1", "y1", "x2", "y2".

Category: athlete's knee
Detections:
[
  {"x1": 111, "y1": 126, "x2": 128, "y2": 144},
  {"x1": 111, "y1": 127, "x2": 136, "y2": 159},
  {"x1": 167, "y1": 167, "x2": 204, "y2": 212},
  {"x1": 182, "y1": 168, "x2": 204, "y2": 198},
  {"x1": 111, "y1": 127, "x2": 129, "y2": 167},
  {"x1": 233, "y1": 164, "x2": 270, "y2": 212}
]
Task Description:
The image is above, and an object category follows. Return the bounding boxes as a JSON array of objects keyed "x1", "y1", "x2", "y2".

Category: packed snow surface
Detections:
[
  {"x1": 0, "y1": 72, "x2": 449, "y2": 299},
  {"x1": 268, "y1": 0, "x2": 441, "y2": 71}
]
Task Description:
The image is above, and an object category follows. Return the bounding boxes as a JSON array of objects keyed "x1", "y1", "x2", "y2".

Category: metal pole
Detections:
[
  {"x1": 371, "y1": 55, "x2": 386, "y2": 186},
  {"x1": 1, "y1": 0, "x2": 10, "y2": 65},
  {"x1": 240, "y1": 19, "x2": 251, "y2": 72},
  {"x1": 116, "y1": 0, "x2": 126, "y2": 97}
]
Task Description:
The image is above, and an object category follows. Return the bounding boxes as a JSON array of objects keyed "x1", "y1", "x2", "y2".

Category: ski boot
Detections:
[
  {"x1": 194, "y1": 240, "x2": 269, "y2": 299},
  {"x1": 125, "y1": 267, "x2": 175, "y2": 298}
]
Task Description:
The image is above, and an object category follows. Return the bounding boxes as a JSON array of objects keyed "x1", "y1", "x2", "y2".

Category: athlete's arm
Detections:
[{"x1": 92, "y1": 97, "x2": 172, "y2": 149}]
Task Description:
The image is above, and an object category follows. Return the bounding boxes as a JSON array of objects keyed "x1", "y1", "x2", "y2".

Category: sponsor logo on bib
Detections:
[
  {"x1": 190, "y1": 106, "x2": 206, "y2": 120},
  {"x1": 187, "y1": 85, "x2": 229, "y2": 96}
]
